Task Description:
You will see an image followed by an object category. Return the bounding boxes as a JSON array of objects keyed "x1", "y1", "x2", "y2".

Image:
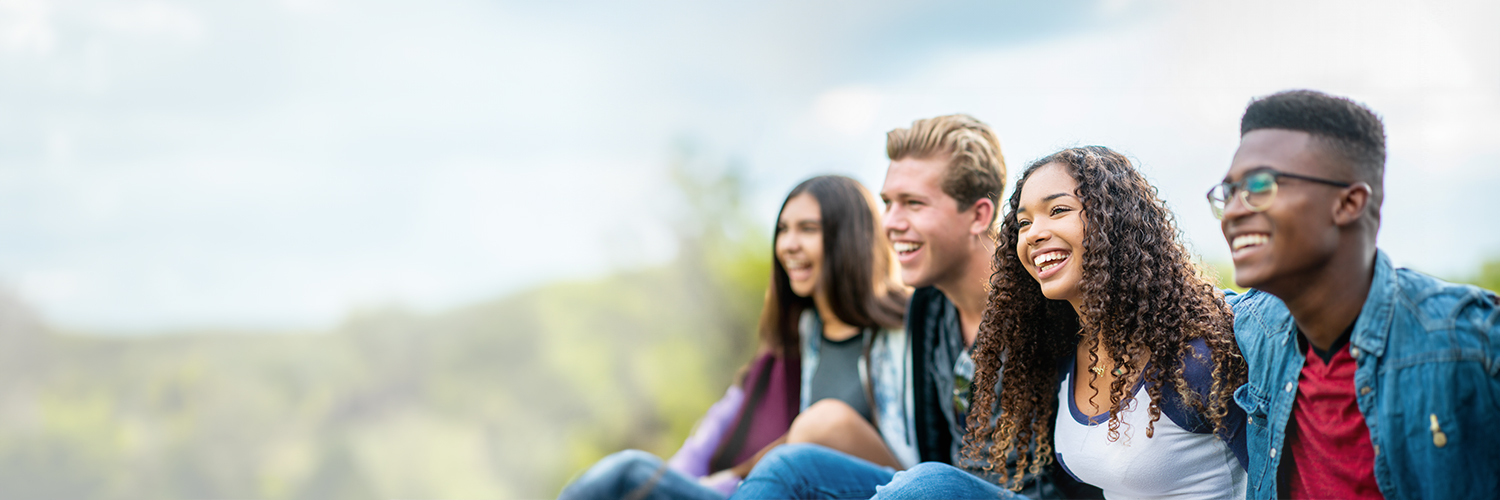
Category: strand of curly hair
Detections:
[{"x1": 961, "y1": 146, "x2": 1247, "y2": 490}]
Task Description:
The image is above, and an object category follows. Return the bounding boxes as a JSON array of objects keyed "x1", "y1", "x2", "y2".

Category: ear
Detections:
[
  {"x1": 968, "y1": 197, "x2": 996, "y2": 236},
  {"x1": 1331, "y1": 182, "x2": 1372, "y2": 226}
]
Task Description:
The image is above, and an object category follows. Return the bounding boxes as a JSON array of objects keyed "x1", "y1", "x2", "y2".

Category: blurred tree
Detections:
[{"x1": 1471, "y1": 256, "x2": 1500, "y2": 293}]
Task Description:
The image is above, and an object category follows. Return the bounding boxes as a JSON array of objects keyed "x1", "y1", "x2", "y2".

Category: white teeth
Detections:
[
  {"x1": 1032, "y1": 252, "x2": 1067, "y2": 267},
  {"x1": 893, "y1": 242, "x2": 921, "y2": 253},
  {"x1": 784, "y1": 259, "x2": 811, "y2": 270},
  {"x1": 1232, "y1": 234, "x2": 1269, "y2": 251}
]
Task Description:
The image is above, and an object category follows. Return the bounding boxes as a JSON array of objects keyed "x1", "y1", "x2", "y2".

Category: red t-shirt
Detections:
[{"x1": 1283, "y1": 332, "x2": 1383, "y2": 499}]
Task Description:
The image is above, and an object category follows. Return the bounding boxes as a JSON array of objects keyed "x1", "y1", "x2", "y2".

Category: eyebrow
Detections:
[
  {"x1": 1016, "y1": 192, "x2": 1075, "y2": 214},
  {"x1": 1224, "y1": 166, "x2": 1277, "y2": 182}
]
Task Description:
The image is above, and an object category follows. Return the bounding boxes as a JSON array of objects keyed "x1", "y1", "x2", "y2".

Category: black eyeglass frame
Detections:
[{"x1": 1207, "y1": 168, "x2": 1353, "y2": 219}]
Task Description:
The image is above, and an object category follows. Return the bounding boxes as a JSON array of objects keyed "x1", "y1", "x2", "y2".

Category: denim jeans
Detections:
[
  {"x1": 873, "y1": 462, "x2": 1021, "y2": 500},
  {"x1": 731, "y1": 444, "x2": 895, "y2": 499},
  {"x1": 731, "y1": 444, "x2": 1020, "y2": 500},
  {"x1": 558, "y1": 450, "x2": 724, "y2": 500}
]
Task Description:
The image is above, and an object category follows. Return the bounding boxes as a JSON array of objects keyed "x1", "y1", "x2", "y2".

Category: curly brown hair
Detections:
[{"x1": 962, "y1": 146, "x2": 1246, "y2": 490}]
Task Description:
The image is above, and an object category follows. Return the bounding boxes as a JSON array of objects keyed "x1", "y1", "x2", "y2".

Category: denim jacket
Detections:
[{"x1": 1228, "y1": 250, "x2": 1500, "y2": 499}]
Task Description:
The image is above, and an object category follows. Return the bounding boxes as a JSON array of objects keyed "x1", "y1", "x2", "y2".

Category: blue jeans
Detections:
[
  {"x1": 731, "y1": 444, "x2": 895, "y2": 499},
  {"x1": 558, "y1": 450, "x2": 724, "y2": 500},
  {"x1": 874, "y1": 462, "x2": 1018, "y2": 500},
  {"x1": 731, "y1": 444, "x2": 1019, "y2": 500}
]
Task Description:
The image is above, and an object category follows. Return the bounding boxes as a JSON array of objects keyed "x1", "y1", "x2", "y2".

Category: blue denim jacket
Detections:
[{"x1": 1227, "y1": 250, "x2": 1500, "y2": 499}]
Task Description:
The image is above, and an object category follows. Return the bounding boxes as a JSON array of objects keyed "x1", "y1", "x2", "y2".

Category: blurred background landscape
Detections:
[{"x1": 1, "y1": 0, "x2": 1498, "y2": 498}]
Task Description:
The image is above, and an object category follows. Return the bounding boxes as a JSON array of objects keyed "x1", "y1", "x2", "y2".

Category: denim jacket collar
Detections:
[
  {"x1": 1348, "y1": 250, "x2": 1397, "y2": 359},
  {"x1": 1265, "y1": 250, "x2": 1396, "y2": 358}
]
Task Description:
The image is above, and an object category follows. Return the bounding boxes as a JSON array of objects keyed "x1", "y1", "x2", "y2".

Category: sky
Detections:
[{"x1": 1, "y1": 0, "x2": 1497, "y2": 332}]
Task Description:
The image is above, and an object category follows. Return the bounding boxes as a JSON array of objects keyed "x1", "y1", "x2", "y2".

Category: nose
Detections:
[
  {"x1": 776, "y1": 232, "x2": 800, "y2": 254},
  {"x1": 1220, "y1": 190, "x2": 1254, "y2": 221},
  {"x1": 1025, "y1": 222, "x2": 1052, "y2": 247},
  {"x1": 883, "y1": 204, "x2": 908, "y2": 233}
]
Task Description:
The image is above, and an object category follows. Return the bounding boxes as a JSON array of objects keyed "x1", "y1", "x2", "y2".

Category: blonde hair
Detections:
[{"x1": 886, "y1": 114, "x2": 1007, "y2": 227}]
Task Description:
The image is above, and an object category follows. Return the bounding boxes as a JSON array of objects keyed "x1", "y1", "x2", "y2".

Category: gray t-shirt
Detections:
[{"x1": 807, "y1": 332, "x2": 873, "y2": 422}]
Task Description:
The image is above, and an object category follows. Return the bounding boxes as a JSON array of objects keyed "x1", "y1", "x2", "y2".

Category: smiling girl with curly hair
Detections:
[{"x1": 870, "y1": 146, "x2": 1249, "y2": 499}]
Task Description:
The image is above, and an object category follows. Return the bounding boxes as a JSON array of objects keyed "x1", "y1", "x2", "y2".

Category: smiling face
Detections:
[
  {"x1": 1015, "y1": 162, "x2": 1086, "y2": 307},
  {"x1": 880, "y1": 156, "x2": 983, "y2": 288},
  {"x1": 776, "y1": 193, "x2": 824, "y2": 298},
  {"x1": 1222, "y1": 129, "x2": 1348, "y2": 291}
]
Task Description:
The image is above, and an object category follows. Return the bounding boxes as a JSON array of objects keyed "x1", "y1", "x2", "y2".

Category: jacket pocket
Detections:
[
  {"x1": 1234, "y1": 383, "x2": 1274, "y2": 497},
  {"x1": 1234, "y1": 383, "x2": 1268, "y2": 423}
]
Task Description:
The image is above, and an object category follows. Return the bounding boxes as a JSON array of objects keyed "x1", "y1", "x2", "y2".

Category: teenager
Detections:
[
  {"x1": 1214, "y1": 90, "x2": 1500, "y2": 498},
  {"x1": 732, "y1": 116, "x2": 1095, "y2": 499},
  {"x1": 866, "y1": 146, "x2": 1250, "y2": 500},
  {"x1": 780, "y1": 114, "x2": 1007, "y2": 470},
  {"x1": 556, "y1": 175, "x2": 908, "y2": 500}
]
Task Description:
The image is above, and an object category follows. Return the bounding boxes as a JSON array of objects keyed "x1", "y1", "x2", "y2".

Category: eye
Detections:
[
  {"x1": 1246, "y1": 172, "x2": 1276, "y2": 193},
  {"x1": 1017, "y1": 219, "x2": 1032, "y2": 229},
  {"x1": 1050, "y1": 206, "x2": 1072, "y2": 216},
  {"x1": 775, "y1": 224, "x2": 788, "y2": 234}
]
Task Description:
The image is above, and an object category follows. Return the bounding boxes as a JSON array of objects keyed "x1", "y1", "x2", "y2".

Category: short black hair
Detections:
[{"x1": 1241, "y1": 90, "x2": 1386, "y2": 212}]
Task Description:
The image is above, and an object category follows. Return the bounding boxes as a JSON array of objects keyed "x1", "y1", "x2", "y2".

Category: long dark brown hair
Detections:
[
  {"x1": 758, "y1": 175, "x2": 908, "y2": 357},
  {"x1": 963, "y1": 146, "x2": 1246, "y2": 490}
]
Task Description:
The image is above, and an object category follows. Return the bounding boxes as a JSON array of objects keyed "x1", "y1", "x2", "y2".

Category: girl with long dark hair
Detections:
[
  {"x1": 558, "y1": 175, "x2": 910, "y2": 500},
  {"x1": 872, "y1": 146, "x2": 1249, "y2": 499}
]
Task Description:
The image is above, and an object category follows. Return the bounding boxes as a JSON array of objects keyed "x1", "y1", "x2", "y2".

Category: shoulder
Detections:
[
  {"x1": 870, "y1": 327, "x2": 907, "y2": 354},
  {"x1": 1162, "y1": 338, "x2": 1216, "y2": 410},
  {"x1": 1224, "y1": 287, "x2": 1282, "y2": 318},
  {"x1": 1155, "y1": 337, "x2": 1237, "y2": 435},
  {"x1": 909, "y1": 286, "x2": 947, "y2": 309},
  {"x1": 1178, "y1": 337, "x2": 1215, "y2": 389},
  {"x1": 1393, "y1": 267, "x2": 1499, "y2": 333},
  {"x1": 798, "y1": 309, "x2": 817, "y2": 336},
  {"x1": 1224, "y1": 288, "x2": 1292, "y2": 354},
  {"x1": 905, "y1": 287, "x2": 948, "y2": 338}
]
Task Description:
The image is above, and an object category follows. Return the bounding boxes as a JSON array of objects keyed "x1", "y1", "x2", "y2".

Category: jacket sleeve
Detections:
[{"x1": 665, "y1": 384, "x2": 746, "y2": 478}]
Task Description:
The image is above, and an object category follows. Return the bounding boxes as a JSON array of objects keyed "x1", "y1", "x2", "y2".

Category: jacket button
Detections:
[
  {"x1": 1360, "y1": 386, "x2": 1371, "y2": 395},
  {"x1": 1269, "y1": 448, "x2": 1276, "y2": 458},
  {"x1": 1350, "y1": 347, "x2": 1361, "y2": 358},
  {"x1": 1431, "y1": 414, "x2": 1448, "y2": 448},
  {"x1": 1284, "y1": 382, "x2": 1294, "y2": 392}
]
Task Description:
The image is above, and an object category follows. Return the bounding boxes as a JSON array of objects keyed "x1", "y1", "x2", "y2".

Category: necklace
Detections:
[{"x1": 1089, "y1": 365, "x2": 1126, "y2": 377}]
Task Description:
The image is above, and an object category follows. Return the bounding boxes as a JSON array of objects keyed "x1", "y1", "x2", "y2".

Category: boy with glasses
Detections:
[{"x1": 1213, "y1": 89, "x2": 1500, "y2": 498}]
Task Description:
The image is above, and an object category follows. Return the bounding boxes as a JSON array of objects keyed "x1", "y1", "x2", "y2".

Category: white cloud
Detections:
[
  {"x1": 0, "y1": 0, "x2": 55, "y2": 54},
  {"x1": 94, "y1": 1, "x2": 205, "y2": 42},
  {"x1": 812, "y1": 86, "x2": 884, "y2": 138},
  {"x1": 1, "y1": 0, "x2": 1495, "y2": 331},
  {"x1": 845, "y1": 0, "x2": 1500, "y2": 276}
]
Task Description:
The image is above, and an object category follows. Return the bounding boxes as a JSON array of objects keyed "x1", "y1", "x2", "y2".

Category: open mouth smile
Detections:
[
  {"x1": 1033, "y1": 250, "x2": 1070, "y2": 278},
  {"x1": 1231, "y1": 233, "x2": 1269, "y2": 257}
]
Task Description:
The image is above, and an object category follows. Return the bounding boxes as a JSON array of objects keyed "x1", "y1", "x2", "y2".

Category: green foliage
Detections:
[
  {"x1": 1201, "y1": 260, "x2": 1247, "y2": 294},
  {"x1": 0, "y1": 153, "x2": 773, "y2": 498},
  {"x1": 1466, "y1": 256, "x2": 1500, "y2": 294}
]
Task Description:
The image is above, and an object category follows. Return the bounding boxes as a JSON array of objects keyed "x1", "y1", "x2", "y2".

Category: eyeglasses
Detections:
[{"x1": 1207, "y1": 169, "x2": 1352, "y2": 219}]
